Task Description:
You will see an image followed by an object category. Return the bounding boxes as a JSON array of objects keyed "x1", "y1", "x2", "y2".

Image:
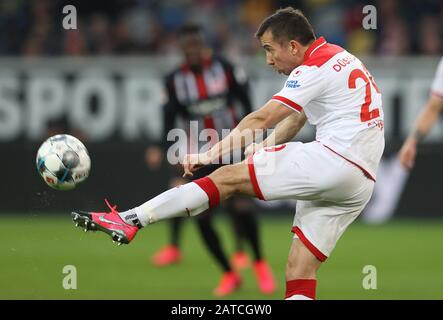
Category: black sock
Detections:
[
  {"x1": 170, "y1": 217, "x2": 183, "y2": 247},
  {"x1": 241, "y1": 212, "x2": 262, "y2": 261},
  {"x1": 196, "y1": 211, "x2": 231, "y2": 272},
  {"x1": 228, "y1": 203, "x2": 262, "y2": 261},
  {"x1": 229, "y1": 209, "x2": 245, "y2": 253}
]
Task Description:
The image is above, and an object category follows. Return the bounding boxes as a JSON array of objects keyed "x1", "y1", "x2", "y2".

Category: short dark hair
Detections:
[{"x1": 255, "y1": 7, "x2": 315, "y2": 45}]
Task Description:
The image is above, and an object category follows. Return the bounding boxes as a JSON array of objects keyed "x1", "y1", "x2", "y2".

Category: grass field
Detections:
[{"x1": 1, "y1": 214, "x2": 443, "y2": 300}]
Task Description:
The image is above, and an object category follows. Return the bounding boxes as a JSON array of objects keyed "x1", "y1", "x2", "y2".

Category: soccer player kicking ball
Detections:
[
  {"x1": 398, "y1": 57, "x2": 443, "y2": 169},
  {"x1": 72, "y1": 7, "x2": 385, "y2": 300}
]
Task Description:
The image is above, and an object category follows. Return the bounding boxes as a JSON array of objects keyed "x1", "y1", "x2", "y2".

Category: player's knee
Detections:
[{"x1": 209, "y1": 165, "x2": 243, "y2": 198}]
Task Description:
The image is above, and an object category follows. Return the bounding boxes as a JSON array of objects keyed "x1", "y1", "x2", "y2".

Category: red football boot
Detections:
[
  {"x1": 253, "y1": 260, "x2": 276, "y2": 294},
  {"x1": 213, "y1": 271, "x2": 241, "y2": 297},
  {"x1": 152, "y1": 245, "x2": 182, "y2": 267},
  {"x1": 71, "y1": 199, "x2": 138, "y2": 245},
  {"x1": 231, "y1": 251, "x2": 250, "y2": 270}
]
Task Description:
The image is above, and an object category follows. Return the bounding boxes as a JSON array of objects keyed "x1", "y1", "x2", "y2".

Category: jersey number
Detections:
[{"x1": 348, "y1": 68, "x2": 380, "y2": 122}]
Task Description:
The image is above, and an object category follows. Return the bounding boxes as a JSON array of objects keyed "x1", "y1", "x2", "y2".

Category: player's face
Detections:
[
  {"x1": 180, "y1": 34, "x2": 205, "y2": 67},
  {"x1": 260, "y1": 30, "x2": 302, "y2": 75}
]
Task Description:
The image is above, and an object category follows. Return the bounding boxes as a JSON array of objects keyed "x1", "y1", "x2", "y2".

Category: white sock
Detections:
[
  {"x1": 285, "y1": 294, "x2": 313, "y2": 300},
  {"x1": 118, "y1": 181, "x2": 213, "y2": 227}
]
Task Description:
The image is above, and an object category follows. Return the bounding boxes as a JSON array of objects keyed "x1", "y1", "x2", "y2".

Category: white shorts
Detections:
[{"x1": 247, "y1": 141, "x2": 375, "y2": 261}]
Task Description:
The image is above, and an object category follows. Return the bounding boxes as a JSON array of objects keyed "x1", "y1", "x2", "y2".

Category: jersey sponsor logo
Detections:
[
  {"x1": 285, "y1": 80, "x2": 301, "y2": 89},
  {"x1": 188, "y1": 97, "x2": 226, "y2": 116}
]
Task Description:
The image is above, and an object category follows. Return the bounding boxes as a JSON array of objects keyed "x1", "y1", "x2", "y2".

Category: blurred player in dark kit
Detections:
[{"x1": 145, "y1": 24, "x2": 276, "y2": 296}]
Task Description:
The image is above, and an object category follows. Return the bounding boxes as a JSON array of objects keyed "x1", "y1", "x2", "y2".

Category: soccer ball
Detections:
[{"x1": 36, "y1": 134, "x2": 91, "y2": 191}]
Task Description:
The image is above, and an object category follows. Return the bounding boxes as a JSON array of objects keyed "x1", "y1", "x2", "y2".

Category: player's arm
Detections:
[
  {"x1": 411, "y1": 94, "x2": 443, "y2": 139},
  {"x1": 245, "y1": 111, "x2": 307, "y2": 156},
  {"x1": 398, "y1": 94, "x2": 443, "y2": 169},
  {"x1": 209, "y1": 100, "x2": 295, "y2": 156},
  {"x1": 182, "y1": 100, "x2": 293, "y2": 177}
]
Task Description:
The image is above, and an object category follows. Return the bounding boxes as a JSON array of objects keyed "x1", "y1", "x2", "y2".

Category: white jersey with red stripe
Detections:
[
  {"x1": 271, "y1": 37, "x2": 385, "y2": 180},
  {"x1": 431, "y1": 57, "x2": 443, "y2": 98}
]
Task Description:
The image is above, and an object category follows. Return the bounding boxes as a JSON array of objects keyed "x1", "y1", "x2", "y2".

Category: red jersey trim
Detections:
[
  {"x1": 303, "y1": 37, "x2": 327, "y2": 61},
  {"x1": 203, "y1": 116, "x2": 215, "y2": 130},
  {"x1": 292, "y1": 226, "x2": 328, "y2": 262},
  {"x1": 302, "y1": 36, "x2": 344, "y2": 68},
  {"x1": 272, "y1": 95, "x2": 303, "y2": 113},
  {"x1": 195, "y1": 73, "x2": 208, "y2": 99}
]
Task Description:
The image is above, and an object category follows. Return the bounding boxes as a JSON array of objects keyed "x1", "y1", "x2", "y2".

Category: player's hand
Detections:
[
  {"x1": 182, "y1": 152, "x2": 212, "y2": 178},
  {"x1": 398, "y1": 138, "x2": 417, "y2": 170},
  {"x1": 145, "y1": 146, "x2": 163, "y2": 170},
  {"x1": 244, "y1": 143, "x2": 263, "y2": 157}
]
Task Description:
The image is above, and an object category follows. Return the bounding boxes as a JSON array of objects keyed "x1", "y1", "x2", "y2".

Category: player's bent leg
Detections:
[
  {"x1": 207, "y1": 161, "x2": 256, "y2": 201},
  {"x1": 285, "y1": 238, "x2": 322, "y2": 300}
]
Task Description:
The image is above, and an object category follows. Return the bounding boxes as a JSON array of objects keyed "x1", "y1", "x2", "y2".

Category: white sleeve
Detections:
[
  {"x1": 271, "y1": 66, "x2": 324, "y2": 113},
  {"x1": 431, "y1": 58, "x2": 443, "y2": 98}
]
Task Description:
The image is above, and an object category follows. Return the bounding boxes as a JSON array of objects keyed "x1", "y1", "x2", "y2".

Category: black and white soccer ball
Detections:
[{"x1": 36, "y1": 134, "x2": 91, "y2": 191}]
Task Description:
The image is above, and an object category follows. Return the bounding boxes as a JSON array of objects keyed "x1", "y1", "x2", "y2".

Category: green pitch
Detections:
[{"x1": 1, "y1": 214, "x2": 443, "y2": 299}]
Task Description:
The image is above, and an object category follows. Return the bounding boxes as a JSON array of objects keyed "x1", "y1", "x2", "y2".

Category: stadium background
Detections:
[{"x1": 1, "y1": 0, "x2": 443, "y2": 299}]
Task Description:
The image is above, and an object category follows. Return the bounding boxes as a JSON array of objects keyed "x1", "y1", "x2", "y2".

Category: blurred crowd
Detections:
[{"x1": 0, "y1": 0, "x2": 441, "y2": 58}]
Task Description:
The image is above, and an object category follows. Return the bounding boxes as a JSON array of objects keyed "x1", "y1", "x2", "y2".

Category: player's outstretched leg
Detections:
[{"x1": 71, "y1": 162, "x2": 253, "y2": 245}]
